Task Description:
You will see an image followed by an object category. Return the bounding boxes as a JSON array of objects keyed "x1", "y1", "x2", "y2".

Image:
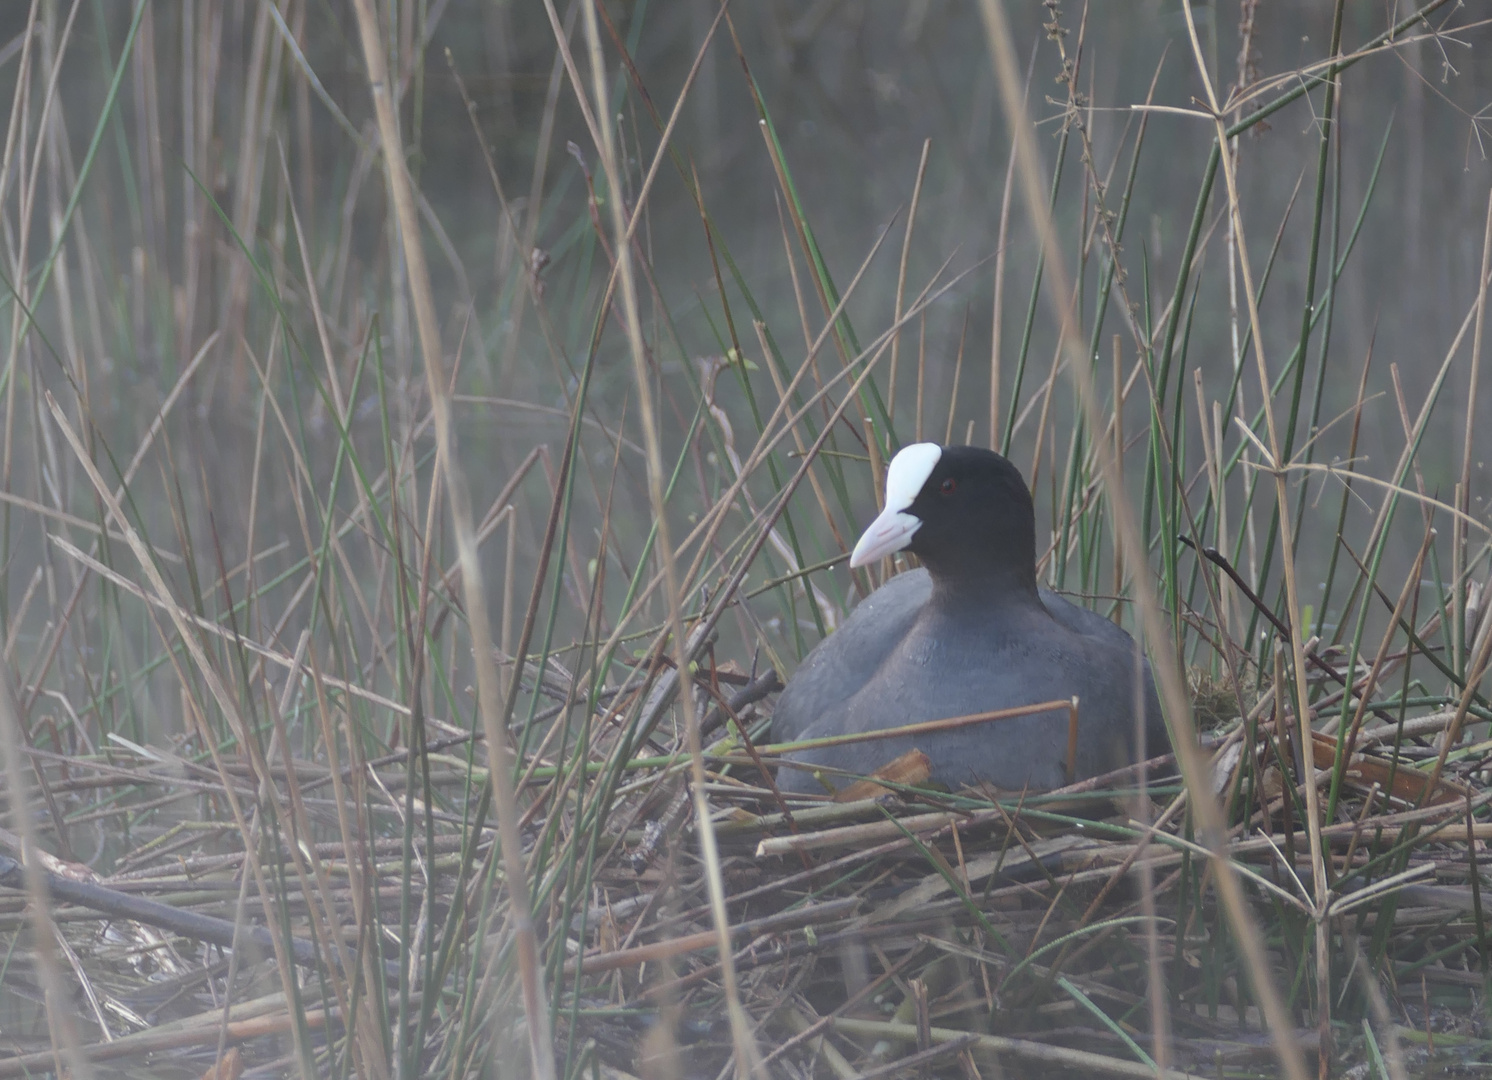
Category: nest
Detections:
[
  {"x1": 4, "y1": 651, "x2": 1492, "y2": 1080},
  {"x1": 553, "y1": 657, "x2": 1492, "y2": 1080}
]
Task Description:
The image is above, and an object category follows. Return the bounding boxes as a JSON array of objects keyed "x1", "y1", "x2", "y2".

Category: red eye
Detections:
[{"x1": 940, "y1": 478, "x2": 957, "y2": 495}]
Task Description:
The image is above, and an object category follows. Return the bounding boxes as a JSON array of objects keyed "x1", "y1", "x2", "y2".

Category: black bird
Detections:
[{"x1": 771, "y1": 443, "x2": 1167, "y2": 794}]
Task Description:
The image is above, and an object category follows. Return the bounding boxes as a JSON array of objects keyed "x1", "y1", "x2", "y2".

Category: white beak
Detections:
[
  {"x1": 849, "y1": 508, "x2": 921, "y2": 567},
  {"x1": 848, "y1": 442, "x2": 942, "y2": 569}
]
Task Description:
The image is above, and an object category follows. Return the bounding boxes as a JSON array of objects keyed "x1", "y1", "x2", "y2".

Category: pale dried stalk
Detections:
[
  {"x1": 346, "y1": 3, "x2": 555, "y2": 1078},
  {"x1": 977, "y1": 3, "x2": 1310, "y2": 1077}
]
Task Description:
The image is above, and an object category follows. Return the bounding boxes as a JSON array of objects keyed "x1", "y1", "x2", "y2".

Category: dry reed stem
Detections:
[
  {"x1": 1185, "y1": 0, "x2": 1334, "y2": 1066},
  {"x1": 347, "y1": 5, "x2": 556, "y2": 1080},
  {"x1": 547, "y1": 1, "x2": 762, "y2": 1074},
  {"x1": 979, "y1": 3, "x2": 1310, "y2": 1076},
  {"x1": 1455, "y1": 189, "x2": 1492, "y2": 669},
  {"x1": 0, "y1": 673, "x2": 92, "y2": 1080},
  {"x1": 2, "y1": 6, "x2": 1488, "y2": 1077},
  {"x1": 829, "y1": 1016, "x2": 1211, "y2": 1079},
  {"x1": 887, "y1": 136, "x2": 930, "y2": 422}
]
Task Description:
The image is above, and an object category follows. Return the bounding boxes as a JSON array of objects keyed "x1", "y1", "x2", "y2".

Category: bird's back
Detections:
[
  {"x1": 771, "y1": 569, "x2": 1163, "y2": 794},
  {"x1": 769, "y1": 569, "x2": 931, "y2": 744}
]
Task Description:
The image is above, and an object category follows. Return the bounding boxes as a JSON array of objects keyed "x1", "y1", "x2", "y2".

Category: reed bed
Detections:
[{"x1": 1, "y1": 2, "x2": 1491, "y2": 1078}]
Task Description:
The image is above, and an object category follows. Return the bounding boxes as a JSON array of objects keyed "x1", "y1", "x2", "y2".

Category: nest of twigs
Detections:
[
  {"x1": 552, "y1": 654, "x2": 1492, "y2": 1080},
  {"x1": 4, "y1": 648, "x2": 1492, "y2": 1080}
]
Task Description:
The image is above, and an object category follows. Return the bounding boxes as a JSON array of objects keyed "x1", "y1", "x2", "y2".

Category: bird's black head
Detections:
[{"x1": 851, "y1": 443, "x2": 1037, "y2": 598}]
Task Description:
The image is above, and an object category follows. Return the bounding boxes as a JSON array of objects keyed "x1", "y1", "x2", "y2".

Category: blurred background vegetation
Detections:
[
  {"x1": 4, "y1": 1, "x2": 1489, "y2": 652},
  {"x1": 3, "y1": 2, "x2": 1492, "y2": 1077}
]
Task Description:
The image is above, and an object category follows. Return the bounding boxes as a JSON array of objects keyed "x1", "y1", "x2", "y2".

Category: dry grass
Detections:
[{"x1": 2, "y1": 2, "x2": 1492, "y2": 1078}]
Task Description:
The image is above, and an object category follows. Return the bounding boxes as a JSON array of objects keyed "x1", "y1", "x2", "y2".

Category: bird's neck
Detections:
[{"x1": 925, "y1": 561, "x2": 1042, "y2": 611}]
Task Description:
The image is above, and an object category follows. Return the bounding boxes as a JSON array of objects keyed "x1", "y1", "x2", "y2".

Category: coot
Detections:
[{"x1": 771, "y1": 443, "x2": 1166, "y2": 794}]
